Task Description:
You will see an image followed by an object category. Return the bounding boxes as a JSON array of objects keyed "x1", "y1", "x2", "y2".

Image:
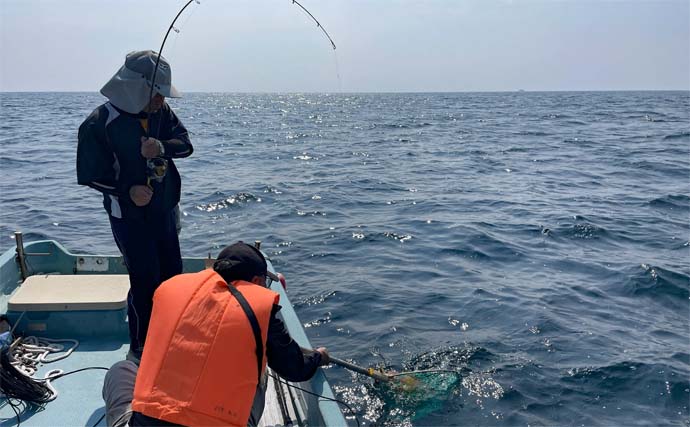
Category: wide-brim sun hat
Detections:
[{"x1": 100, "y1": 50, "x2": 181, "y2": 114}]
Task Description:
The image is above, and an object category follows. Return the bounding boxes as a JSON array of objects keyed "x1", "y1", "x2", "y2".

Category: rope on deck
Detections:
[{"x1": 2, "y1": 336, "x2": 79, "y2": 402}]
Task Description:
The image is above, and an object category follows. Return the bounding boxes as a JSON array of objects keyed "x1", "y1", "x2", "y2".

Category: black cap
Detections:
[{"x1": 213, "y1": 242, "x2": 278, "y2": 284}]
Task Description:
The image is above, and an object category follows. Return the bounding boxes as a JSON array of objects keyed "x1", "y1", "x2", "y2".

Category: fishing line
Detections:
[
  {"x1": 290, "y1": 0, "x2": 341, "y2": 91},
  {"x1": 269, "y1": 372, "x2": 361, "y2": 427},
  {"x1": 5, "y1": 398, "x2": 22, "y2": 427},
  {"x1": 166, "y1": 0, "x2": 201, "y2": 70},
  {"x1": 333, "y1": 52, "x2": 343, "y2": 92},
  {"x1": 0, "y1": 346, "x2": 54, "y2": 403},
  {"x1": 48, "y1": 366, "x2": 110, "y2": 379}
]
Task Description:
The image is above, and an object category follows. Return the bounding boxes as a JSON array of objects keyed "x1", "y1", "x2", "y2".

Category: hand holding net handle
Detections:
[{"x1": 300, "y1": 346, "x2": 391, "y2": 382}]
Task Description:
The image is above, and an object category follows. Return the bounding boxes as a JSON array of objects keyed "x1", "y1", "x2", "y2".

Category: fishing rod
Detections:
[
  {"x1": 141, "y1": 0, "x2": 337, "y2": 189},
  {"x1": 146, "y1": 0, "x2": 198, "y2": 134},
  {"x1": 146, "y1": 0, "x2": 337, "y2": 135},
  {"x1": 291, "y1": 0, "x2": 337, "y2": 51}
]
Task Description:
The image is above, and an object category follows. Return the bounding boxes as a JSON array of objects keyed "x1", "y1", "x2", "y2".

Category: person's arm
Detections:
[
  {"x1": 266, "y1": 305, "x2": 326, "y2": 382},
  {"x1": 160, "y1": 135, "x2": 192, "y2": 158},
  {"x1": 159, "y1": 104, "x2": 193, "y2": 158},
  {"x1": 77, "y1": 113, "x2": 123, "y2": 197},
  {"x1": 78, "y1": 112, "x2": 152, "y2": 207}
]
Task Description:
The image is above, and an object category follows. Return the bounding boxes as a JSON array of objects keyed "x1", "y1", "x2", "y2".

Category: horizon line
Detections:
[{"x1": 1, "y1": 89, "x2": 689, "y2": 94}]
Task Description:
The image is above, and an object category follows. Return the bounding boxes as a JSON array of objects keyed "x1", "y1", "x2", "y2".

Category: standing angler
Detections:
[{"x1": 76, "y1": 50, "x2": 193, "y2": 361}]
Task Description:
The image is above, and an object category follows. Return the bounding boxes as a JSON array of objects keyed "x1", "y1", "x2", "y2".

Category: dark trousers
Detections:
[
  {"x1": 102, "y1": 360, "x2": 137, "y2": 427},
  {"x1": 109, "y1": 209, "x2": 182, "y2": 350},
  {"x1": 103, "y1": 361, "x2": 265, "y2": 427}
]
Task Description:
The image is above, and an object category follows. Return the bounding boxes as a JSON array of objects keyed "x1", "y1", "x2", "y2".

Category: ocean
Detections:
[{"x1": 1, "y1": 91, "x2": 688, "y2": 426}]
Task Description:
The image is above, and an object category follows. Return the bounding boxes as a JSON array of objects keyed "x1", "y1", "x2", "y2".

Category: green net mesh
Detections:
[{"x1": 378, "y1": 371, "x2": 461, "y2": 420}]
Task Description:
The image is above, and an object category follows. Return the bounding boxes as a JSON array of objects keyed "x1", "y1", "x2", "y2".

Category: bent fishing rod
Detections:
[
  {"x1": 146, "y1": 0, "x2": 197, "y2": 128},
  {"x1": 146, "y1": 0, "x2": 337, "y2": 136}
]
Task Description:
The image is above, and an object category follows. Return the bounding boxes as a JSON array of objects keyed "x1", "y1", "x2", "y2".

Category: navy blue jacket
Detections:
[{"x1": 77, "y1": 102, "x2": 193, "y2": 220}]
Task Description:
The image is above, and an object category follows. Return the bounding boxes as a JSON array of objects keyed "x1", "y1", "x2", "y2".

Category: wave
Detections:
[
  {"x1": 620, "y1": 112, "x2": 670, "y2": 122},
  {"x1": 293, "y1": 152, "x2": 319, "y2": 161},
  {"x1": 366, "y1": 345, "x2": 503, "y2": 424},
  {"x1": 562, "y1": 361, "x2": 689, "y2": 403},
  {"x1": 437, "y1": 233, "x2": 528, "y2": 263},
  {"x1": 347, "y1": 178, "x2": 408, "y2": 192},
  {"x1": 382, "y1": 231, "x2": 413, "y2": 243},
  {"x1": 296, "y1": 209, "x2": 327, "y2": 217},
  {"x1": 371, "y1": 122, "x2": 434, "y2": 130},
  {"x1": 294, "y1": 290, "x2": 337, "y2": 308},
  {"x1": 516, "y1": 130, "x2": 551, "y2": 136},
  {"x1": 348, "y1": 230, "x2": 413, "y2": 244},
  {"x1": 302, "y1": 312, "x2": 331, "y2": 328},
  {"x1": 194, "y1": 191, "x2": 260, "y2": 212},
  {"x1": 0, "y1": 156, "x2": 35, "y2": 167},
  {"x1": 540, "y1": 113, "x2": 572, "y2": 120},
  {"x1": 663, "y1": 131, "x2": 690, "y2": 140},
  {"x1": 404, "y1": 345, "x2": 495, "y2": 371},
  {"x1": 649, "y1": 194, "x2": 690, "y2": 212},
  {"x1": 440, "y1": 246, "x2": 490, "y2": 261},
  {"x1": 553, "y1": 217, "x2": 611, "y2": 241},
  {"x1": 262, "y1": 185, "x2": 283, "y2": 195},
  {"x1": 625, "y1": 264, "x2": 690, "y2": 304},
  {"x1": 570, "y1": 223, "x2": 608, "y2": 239}
]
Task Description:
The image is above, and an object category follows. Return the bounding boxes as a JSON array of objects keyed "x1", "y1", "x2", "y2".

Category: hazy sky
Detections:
[{"x1": 1, "y1": 0, "x2": 688, "y2": 92}]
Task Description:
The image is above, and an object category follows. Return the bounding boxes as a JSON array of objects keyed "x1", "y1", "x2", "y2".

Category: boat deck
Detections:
[
  {"x1": 0, "y1": 240, "x2": 347, "y2": 427},
  {"x1": 1, "y1": 337, "x2": 125, "y2": 426},
  {"x1": 0, "y1": 338, "x2": 302, "y2": 426}
]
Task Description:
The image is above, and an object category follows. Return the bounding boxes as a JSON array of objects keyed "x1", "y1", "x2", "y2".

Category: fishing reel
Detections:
[{"x1": 146, "y1": 157, "x2": 168, "y2": 185}]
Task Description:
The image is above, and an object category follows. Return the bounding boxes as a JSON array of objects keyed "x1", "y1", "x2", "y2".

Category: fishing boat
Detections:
[{"x1": 0, "y1": 232, "x2": 348, "y2": 426}]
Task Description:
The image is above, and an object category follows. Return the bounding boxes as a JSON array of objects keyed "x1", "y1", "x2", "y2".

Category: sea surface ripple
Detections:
[{"x1": 1, "y1": 91, "x2": 689, "y2": 426}]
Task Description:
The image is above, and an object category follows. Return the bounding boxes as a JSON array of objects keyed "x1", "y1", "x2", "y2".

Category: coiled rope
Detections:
[{"x1": 1, "y1": 336, "x2": 79, "y2": 403}]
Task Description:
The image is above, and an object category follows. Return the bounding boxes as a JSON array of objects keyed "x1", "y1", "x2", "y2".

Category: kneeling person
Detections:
[{"x1": 102, "y1": 242, "x2": 329, "y2": 427}]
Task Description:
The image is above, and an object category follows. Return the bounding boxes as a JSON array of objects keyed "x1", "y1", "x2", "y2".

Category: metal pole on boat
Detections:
[{"x1": 14, "y1": 231, "x2": 28, "y2": 281}]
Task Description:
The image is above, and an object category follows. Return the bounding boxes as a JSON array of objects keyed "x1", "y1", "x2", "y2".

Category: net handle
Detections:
[{"x1": 300, "y1": 347, "x2": 391, "y2": 382}]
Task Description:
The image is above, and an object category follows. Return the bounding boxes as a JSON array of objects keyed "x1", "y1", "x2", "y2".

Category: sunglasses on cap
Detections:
[{"x1": 265, "y1": 271, "x2": 280, "y2": 286}]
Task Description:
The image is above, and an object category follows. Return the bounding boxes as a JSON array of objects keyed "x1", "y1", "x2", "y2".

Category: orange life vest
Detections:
[{"x1": 131, "y1": 269, "x2": 279, "y2": 426}]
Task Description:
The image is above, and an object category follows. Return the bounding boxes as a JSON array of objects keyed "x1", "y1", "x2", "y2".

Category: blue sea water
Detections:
[{"x1": 1, "y1": 91, "x2": 689, "y2": 426}]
